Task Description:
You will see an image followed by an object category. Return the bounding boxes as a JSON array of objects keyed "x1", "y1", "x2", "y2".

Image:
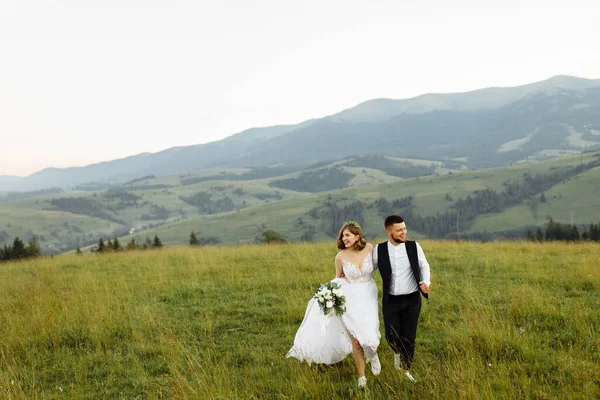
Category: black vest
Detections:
[{"x1": 377, "y1": 240, "x2": 428, "y2": 300}]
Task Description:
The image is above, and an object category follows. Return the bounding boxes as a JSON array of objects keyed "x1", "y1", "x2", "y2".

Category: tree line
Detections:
[
  {"x1": 404, "y1": 158, "x2": 600, "y2": 238},
  {"x1": 302, "y1": 156, "x2": 600, "y2": 241},
  {"x1": 89, "y1": 235, "x2": 163, "y2": 253},
  {"x1": 527, "y1": 219, "x2": 600, "y2": 242},
  {"x1": 88, "y1": 231, "x2": 224, "y2": 253},
  {"x1": 270, "y1": 167, "x2": 354, "y2": 193},
  {"x1": 308, "y1": 195, "x2": 366, "y2": 236},
  {"x1": 188, "y1": 231, "x2": 221, "y2": 246},
  {"x1": 50, "y1": 197, "x2": 125, "y2": 224},
  {"x1": 1, "y1": 237, "x2": 42, "y2": 262},
  {"x1": 179, "y1": 191, "x2": 237, "y2": 214}
]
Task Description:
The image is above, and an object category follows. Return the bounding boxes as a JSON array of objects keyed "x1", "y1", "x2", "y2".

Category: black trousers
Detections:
[{"x1": 383, "y1": 291, "x2": 422, "y2": 369}]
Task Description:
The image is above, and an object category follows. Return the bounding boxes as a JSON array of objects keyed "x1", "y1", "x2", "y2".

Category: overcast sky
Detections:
[{"x1": 1, "y1": 0, "x2": 599, "y2": 176}]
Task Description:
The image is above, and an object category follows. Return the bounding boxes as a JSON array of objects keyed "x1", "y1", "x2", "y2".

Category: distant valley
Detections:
[
  {"x1": 2, "y1": 75, "x2": 600, "y2": 253},
  {"x1": 1, "y1": 151, "x2": 599, "y2": 253}
]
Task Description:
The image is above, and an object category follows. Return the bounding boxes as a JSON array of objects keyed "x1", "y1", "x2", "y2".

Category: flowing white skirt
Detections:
[{"x1": 286, "y1": 278, "x2": 380, "y2": 365}]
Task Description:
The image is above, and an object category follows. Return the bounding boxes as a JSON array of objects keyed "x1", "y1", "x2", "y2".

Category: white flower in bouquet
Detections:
[{"x1": 313, "y1": 281, "x2": 346, "y2": 316}]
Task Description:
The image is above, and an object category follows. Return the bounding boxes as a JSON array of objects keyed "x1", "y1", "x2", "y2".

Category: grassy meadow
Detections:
[{"x1": 1, "y1": 241, "x2": 599, "y2": 399}]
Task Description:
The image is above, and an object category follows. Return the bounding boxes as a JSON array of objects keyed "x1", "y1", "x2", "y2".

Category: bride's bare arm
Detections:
[{"x1": 335, "y1": 253, "x2": 344, "y2": 278}]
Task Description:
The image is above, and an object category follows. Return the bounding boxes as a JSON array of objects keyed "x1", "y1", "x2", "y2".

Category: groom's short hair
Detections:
[{"x1": 384, "y1": 215, "x2": 405, "y2": 228}]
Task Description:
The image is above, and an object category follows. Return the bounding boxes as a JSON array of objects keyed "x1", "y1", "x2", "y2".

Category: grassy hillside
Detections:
[
  {"x1": 1, "y1": 242, "x2": 599, "y2": 398},
  {"x1": 118, "y1": 152, "x2": 600, "y2": 246},
  {"x1": 0, "y1": 205, "x2": 122, "y2": 252},
  {"x1": 1, "y1": 152, "x2": 599, "y2": 252},
  {"x1": 0, "y1": 156, "x2": 461, "y2": 252},
  {"x1": 468, "y1": 166, "x2": 600, "y2": 233},
  {"x1": 0, "y1": 169, "x2": 301, "y2": 252}
]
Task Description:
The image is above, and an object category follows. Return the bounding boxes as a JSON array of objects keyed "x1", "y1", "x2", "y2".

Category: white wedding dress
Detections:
[{"x1": 286, "y1": 253, "x2": 380, "y2": 365}]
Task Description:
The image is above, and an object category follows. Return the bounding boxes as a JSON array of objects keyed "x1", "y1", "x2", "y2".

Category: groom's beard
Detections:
[{"x1": 390, "y1": 235, "x2": 406, "y2": 244}]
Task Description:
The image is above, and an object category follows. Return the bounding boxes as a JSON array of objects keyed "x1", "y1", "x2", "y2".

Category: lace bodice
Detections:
[{"x1": 342, "y1": 252, "x2": 375, "y2": 284}]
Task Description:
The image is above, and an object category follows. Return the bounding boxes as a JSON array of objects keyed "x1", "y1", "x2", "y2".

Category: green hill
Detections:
[
  {"x1": 1, "y1": 152, "x2": 599, "y2": 253},
  {"x1": 117, "y1": 152, "x2": 600, "y2": 247},
  {"x1": 0, "y1": 203, "x2": 123, "y2": 252},
  {"x1": 0, "y1": 156, "x2": 461, "y2": 252},
  {"x1": 468, "y1": 165, "x2": 600, "y2": 234}
]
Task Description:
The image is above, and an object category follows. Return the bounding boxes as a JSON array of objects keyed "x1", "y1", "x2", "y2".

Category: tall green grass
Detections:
[{"x1": 1, "y1": 241, "x2": 599, "y2": 399}]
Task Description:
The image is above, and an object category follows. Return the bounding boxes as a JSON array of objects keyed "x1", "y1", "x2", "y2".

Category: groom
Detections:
[{"x1": 372, "y1": 215, "x2": 431, "y2": 382}]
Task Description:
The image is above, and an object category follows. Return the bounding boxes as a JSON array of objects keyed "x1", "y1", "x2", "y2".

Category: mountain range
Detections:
[{"x1": 3, "y1": 74, "x2": 600, "y2": 192}]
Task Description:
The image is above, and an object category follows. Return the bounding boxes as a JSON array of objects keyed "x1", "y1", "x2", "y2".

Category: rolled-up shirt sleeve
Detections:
[{"x1": 416, "y1": 242, "x2": 431, "y2": 285}]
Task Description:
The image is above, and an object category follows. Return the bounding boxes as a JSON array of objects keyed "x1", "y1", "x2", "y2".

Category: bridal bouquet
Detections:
[{"x1": 314, "y1": 281, "x2": 346, "y2": 316}]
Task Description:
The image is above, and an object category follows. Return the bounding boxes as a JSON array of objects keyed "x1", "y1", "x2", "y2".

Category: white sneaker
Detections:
[
  {"x1": 370, "y1": 354, "x2": 381, "y2": 375},
  {"x1": 404, "y1": 371, "x2": 417, "y2": 383},
  {"x1": 393, "y1": 353, "x2": 402, "y2": 370},
  {"x1": 358, "y1": 376, "x2": 367, "y2": 388}
]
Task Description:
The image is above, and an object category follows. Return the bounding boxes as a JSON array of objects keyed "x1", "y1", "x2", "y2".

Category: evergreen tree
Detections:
[
  {"x1": 301, "y1": 225, "x2": 317, "y2": 242},
  {"x1": 526, "y1": 230, "x2": 534, "y2": 241},
  {"x1": 26, "y1": 236, "x2": 41, "y2": 258},
  {"x1": 0, "y1": 238, "x2": 42, "y2": 262},
  {"x1": 0, "y1": 244, "x2": 9, "y2": 261},
  {"x1": 76, "y1": 246, "x2": 83, "y2": 255},
  {"x1": 113, "y1": 237, "x2": 121, "y2": 251},
  {"x1": 143, "y1": 236, "x2": 153, "y2": 250},
  {"x1": 107, "y1": 239, "x2": 114, "y2": 251},
  {"x1": 153, "y1": 234, "x2": 163, "y2": 248},
  {"x1": 591, "y1": 224, "x2": 600, "y2": 241},
  {"x1": 260, "y1": 230, "x2": 287, "y2": 244},
  {"x1": 586, "y1": 224, "x2": 594, "y2": 241},
  {"x1": 126, "y1": 238, "x2": 138, "y2": 251},
  {"x1": 189, "y1": 231, "x2": 199, "y2": 246},
  {"x1": 97, "y1": 238, "x2": 105, "y2": 253},
  {"x1": 545, "y1": 219, "x2": 560, "y2": 241},
  {"x1": 535, "y1": 227, "x2": 544, "y2": 242},
  {"x1": 571, "y1": 226, "x2": 580, "y2": 241},
  {"x1": 11, "y1": 237, "x2": 26, "y2": 259}
]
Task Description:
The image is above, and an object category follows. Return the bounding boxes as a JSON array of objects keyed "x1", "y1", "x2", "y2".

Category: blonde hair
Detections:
[{"x1": 336, "y1": 222, "x2": 367, "y2": 251}]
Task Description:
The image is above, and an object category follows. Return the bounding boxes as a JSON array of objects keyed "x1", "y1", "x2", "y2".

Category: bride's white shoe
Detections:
[
  {"x1": 358, "y1": 376, "x2": 367, "y2": 388},
  {"x1": 370, "y1": 353, "x2": 381, "y2": 375},
  {"x1": 404, "y1": 371, "x2": 417, "y2": 383}
]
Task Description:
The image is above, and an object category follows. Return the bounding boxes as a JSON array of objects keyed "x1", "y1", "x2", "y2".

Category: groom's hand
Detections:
[{"x1": 419, "y1": 281, "x2": 430, "y2": 294}]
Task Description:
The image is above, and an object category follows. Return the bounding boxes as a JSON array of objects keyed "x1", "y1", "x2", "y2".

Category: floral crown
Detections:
[{"x1": 344, "y1": 220, "x2": 363, "y2": 232}]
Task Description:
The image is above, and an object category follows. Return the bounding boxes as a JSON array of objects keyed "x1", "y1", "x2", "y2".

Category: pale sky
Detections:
[{"x1": 1, "y1": 0, "x2": 599, "y2": 176}]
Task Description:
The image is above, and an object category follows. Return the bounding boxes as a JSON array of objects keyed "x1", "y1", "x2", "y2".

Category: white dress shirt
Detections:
[{"x1": 373, "y1": 242, "x2": 431, "y2": 295}]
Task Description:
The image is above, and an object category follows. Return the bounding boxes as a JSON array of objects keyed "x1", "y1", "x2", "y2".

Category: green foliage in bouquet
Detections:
[{"x1": 313, "y1": 281, "x2": 346, "y2": 316}]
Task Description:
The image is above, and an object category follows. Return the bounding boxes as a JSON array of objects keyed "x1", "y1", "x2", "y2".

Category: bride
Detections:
[{"x1": 287, "y1": 221, "x2": 381, "y2": 388}]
